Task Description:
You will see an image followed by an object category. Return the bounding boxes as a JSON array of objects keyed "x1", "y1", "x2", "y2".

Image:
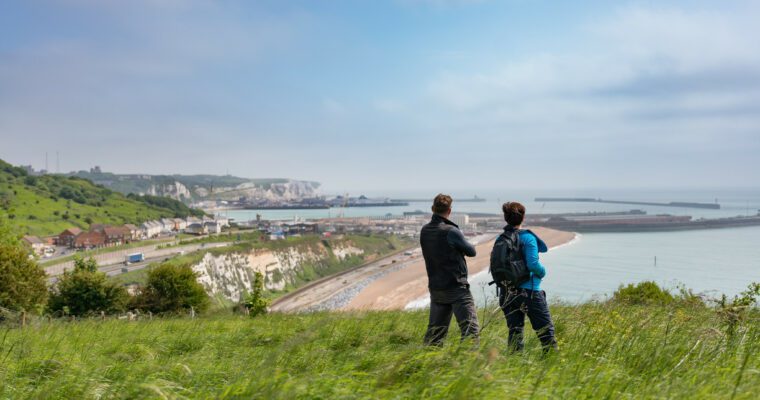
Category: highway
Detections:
[{"x1": 45, "y1": 242, "x2": 233, "y2": 277}]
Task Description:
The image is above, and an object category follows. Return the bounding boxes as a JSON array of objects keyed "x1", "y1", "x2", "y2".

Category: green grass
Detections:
[
  {"x1": 1, "y1": 301, "x2": 757, "y2": 399},
  {"x1": 0, "y1": 158, "x2": 206, "y2": 237}
]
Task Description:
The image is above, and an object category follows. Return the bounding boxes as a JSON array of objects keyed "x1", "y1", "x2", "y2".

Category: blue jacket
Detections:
[{"x1": 516, "y1": 228, "x2": 548, "y2": 291}]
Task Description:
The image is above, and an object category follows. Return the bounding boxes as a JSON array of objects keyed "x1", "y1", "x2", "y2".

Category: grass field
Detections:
[
  {"x1": 0, "y1": 158, "x2": 204, "y2": 237},
  {"x1": 1, "y1": 300, "x2": 757, "y2": 399}
]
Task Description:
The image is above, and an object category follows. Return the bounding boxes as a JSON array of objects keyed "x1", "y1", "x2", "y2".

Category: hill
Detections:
[
  {"x1": 71, "y1": 169, "x2": 321, "y2": 202},
  {"x1": 1, "y1": 301, "x2": 758, "y2": 399},
  {"x1": 0, "y1": 159, "x2": 205, "y2": 237}
]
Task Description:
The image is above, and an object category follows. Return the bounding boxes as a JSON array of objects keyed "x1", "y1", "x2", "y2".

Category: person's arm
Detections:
[
  {"x1": 522, "y1": 234, "x2": 546, "y2": 278},
  {"x1": 447, "y1": 228, "x2": 476, "y2": 257}
]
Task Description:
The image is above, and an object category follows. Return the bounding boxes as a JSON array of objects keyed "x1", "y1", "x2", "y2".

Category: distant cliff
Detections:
[{"x1": 71, "y1": 170, "x2": 320, "y2": 203}]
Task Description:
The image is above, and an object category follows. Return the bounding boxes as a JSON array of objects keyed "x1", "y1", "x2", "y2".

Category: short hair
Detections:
[
  {"x1": 502, "y1": 201, "x2": 526, "y2": 226},
  {"x1": 432, "y1": 194, "x2": 453, "y2": 215}
]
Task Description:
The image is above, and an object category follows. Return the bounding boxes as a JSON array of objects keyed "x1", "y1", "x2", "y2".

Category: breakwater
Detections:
[{"x1": 535, "y1": 197, "x2": 720, "y2": 209}]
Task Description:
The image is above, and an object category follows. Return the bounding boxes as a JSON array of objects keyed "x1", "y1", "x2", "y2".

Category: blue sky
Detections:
[{"x1": 1, "y1": 0, "x2": 759, "y2": 192}]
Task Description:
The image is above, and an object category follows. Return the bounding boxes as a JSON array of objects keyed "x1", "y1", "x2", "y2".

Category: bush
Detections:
[
  {"x1": 131, "y1": 263, "x2": 209, "y2": 314},
  {"x1": 0, "y1": 244, "x2": 48, "y2": 313},
  {"x1": 48, "y1": 257, "x2": 129, "y2": 316},
  {"x1": 242, "y1": 271, "x2": 269, "y2": 317},
  {"x1": 715, "y1": 282, "x2": 760, "y2": 337},
  {"x1": 612, "y1": 281, "x2": 675, "y2": 305}
]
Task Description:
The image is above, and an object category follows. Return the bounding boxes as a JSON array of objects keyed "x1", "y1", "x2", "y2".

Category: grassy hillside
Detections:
[
  {"x1": 1, "y1": 301, "x2": 757, "y2": 399},
  {"x1": 0, "y1": 159, "x2": 204, "y2": 237}
]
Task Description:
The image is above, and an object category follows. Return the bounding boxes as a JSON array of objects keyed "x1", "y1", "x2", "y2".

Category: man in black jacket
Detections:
[{"x1": 420, "y1": 194, "x2": 480, "y2": 346}]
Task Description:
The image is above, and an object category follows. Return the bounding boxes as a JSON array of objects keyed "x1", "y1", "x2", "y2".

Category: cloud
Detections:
[{"x1": 425, "y1": 5, "x2": 760, "y2": 134}]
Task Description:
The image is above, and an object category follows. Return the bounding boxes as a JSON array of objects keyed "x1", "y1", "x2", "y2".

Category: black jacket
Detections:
[{"x1": 420, "y1": 214, "x2": 477, "y2": 291}]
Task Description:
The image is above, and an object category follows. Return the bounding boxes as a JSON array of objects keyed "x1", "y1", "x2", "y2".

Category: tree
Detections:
[
  {"x1": 242, "y1": 271, "x2": 269, "y2": 317},
  {"x1": 0, "y1": 218, "x2": 48, "y2": 313},
  {"x1": 48, "y1": 256, "x2": 128, "y2": 316},
  {"x1": 132, "y1": 263, "x2": 209, "y2": 314}
]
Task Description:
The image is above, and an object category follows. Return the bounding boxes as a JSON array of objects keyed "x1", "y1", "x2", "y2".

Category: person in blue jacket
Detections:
[{"x1": 499, "y1": 201, "x2": 558, "y2": 353}]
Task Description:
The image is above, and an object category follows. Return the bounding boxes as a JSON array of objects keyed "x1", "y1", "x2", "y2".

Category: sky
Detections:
[{"x1": 1, "y1": 0, "x2": 759, "y2": 193}]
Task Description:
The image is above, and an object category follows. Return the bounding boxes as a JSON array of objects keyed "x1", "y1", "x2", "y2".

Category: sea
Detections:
[{"x1": 222, "y1": 188, "x2": 760, "y2": 303}]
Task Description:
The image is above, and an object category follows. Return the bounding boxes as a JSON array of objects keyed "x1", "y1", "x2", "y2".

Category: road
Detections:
[
  {"x1": 269, "y1": 248, "x2": 421, "y2": 312},
  {"x1": 44, "y1": 242, "x2": 233, "y2": 277}
]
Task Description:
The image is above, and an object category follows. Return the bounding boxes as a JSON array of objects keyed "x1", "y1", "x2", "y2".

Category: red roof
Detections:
[
  {"x1": 60, "y1": 227, "x2": 82, "y2": 236},
  {"x1": 74, "y1": 231, "x2": 106, "y2": 247}
]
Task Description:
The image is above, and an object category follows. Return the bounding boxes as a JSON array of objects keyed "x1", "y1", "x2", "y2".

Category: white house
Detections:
[
  {"x1": 140, "y1": 220, "x2": 162, "y2": 238},
  {"x1": 213, "y1": 215, "x2": 230, "y2": 228},
  {"x1": 173, "y1": 218, "x2": 188, "y2": 231},
  {"x1": 185, "y1": 222, "x2": 207, "y2": 235},
  {"x1": 204, "y1": 221, "x2": 222, "y2": 234},
  {"x1": 160, "y1": 218, "x2": 176, "y2": 233}
]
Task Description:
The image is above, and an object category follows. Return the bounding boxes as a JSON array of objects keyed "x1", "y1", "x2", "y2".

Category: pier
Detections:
[{"x1": 534, "y1": 197, "x2": 720, "y2": 210}]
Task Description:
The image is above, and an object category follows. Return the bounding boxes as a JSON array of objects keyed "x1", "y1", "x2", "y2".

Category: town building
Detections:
[
  {"x1": 57, "y1": 227, "x2": 82, "y2": 247},
  {"x1": 185, "y1": 223, "x2": 207, "y2": 235},
  {"x1": 173, "y1": 218, "x2": 188, "y2": 231},
  {"x1": 124, "y1": 224, "x2": 140, "y2": 241},
  {"x1": 103, "y1": 226, "x2": 131, "y2": 245},
  {"x1": 22, "y1": 235, "x2": 46, "y2": 255},
  {"x1": 160, "y1": 218, "x2": 176, "y2": 233},
  {"x1": 140, "y1": 220, "x2": 162, "y2": 238},
  {"x1": 73, "y1": 231, "x2": 106, "y2": 249},
  {"x1": 204, "y1": 221, "x2": 222, "y2": 234}
]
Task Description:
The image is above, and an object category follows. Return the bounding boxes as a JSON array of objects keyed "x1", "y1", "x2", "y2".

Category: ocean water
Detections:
[
  {"x1": 221, "y1": 188, "x2": 760, "y2": 302},
  {"x1": 222, "y1": 188, "x2": 760, "y2": 222},
  {"x1": 470, "y1": 225, "x2": 760, "y2": 304}
]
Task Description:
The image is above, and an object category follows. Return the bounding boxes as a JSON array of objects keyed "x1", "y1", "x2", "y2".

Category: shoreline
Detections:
[{"x1": 343, "y1": 227, "x2": 576, "y2": 311}]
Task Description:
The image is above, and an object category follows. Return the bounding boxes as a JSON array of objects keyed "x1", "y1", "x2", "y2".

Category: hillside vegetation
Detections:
[
  {"x1": 1, "y1": 300, "x2": 757, "y2": 399},
  {"x1": 0, "y1": 159, "x2": 204, "y2": 237}
]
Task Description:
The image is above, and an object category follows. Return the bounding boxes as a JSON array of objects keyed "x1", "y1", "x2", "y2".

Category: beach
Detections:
[{"x1": 344, "y1": 227, "x2": 575, "y2": 310}]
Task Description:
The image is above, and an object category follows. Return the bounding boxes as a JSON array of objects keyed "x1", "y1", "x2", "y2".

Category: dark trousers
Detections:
[
  {"x1": 423, "y1": 287, "x2": 480, "y2": 346},
  {"x1": 499, "y1": 287, "x2": 557, "y2": 352}
]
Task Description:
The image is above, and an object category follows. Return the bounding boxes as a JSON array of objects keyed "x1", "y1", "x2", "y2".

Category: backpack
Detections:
[{"x1": 489, "y1": 229, "x2": 530, "y2": 288}]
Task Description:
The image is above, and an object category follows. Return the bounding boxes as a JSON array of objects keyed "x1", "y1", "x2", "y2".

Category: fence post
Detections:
[
  {"x1": 21, "y1": 311, "x2": 26, "y2": 328},
  {"x1": 148, "y1": 311, "x2": 153, "y2": 320},
  {"x1": 190, "y1": 306, "x2": 195, "y2": 319}
]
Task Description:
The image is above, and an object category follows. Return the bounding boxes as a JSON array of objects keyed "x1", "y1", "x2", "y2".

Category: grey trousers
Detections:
[{"x1": 423, "y1": 286, "x2": 480, "y2": 346}]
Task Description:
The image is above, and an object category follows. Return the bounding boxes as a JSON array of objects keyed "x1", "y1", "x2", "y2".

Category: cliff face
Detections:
[
  {"x1": 200, "y1": 180, "x2": 320, "y2": 202},
  {"x1": 191, "y1": 241, "x2": 364, "y2": 302},
  {"x1": 71, "y1": 170, "x2": 320, "y2": 202},
  {"x1": 147, "y1": 181, "x2": 193, "y2": 201}
]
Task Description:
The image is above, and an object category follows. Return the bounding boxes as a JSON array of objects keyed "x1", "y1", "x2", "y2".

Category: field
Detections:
[
  {"x1": 0, "y1": 158, "x2": 205, "y2": 237},
  {"x1": 1, "y1": 300, "x2": 757, "y2": 399}
]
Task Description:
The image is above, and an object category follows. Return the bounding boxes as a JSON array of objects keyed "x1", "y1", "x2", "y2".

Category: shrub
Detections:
[
  {"x1": 715, "y1": 282, "x2": 760, "y2": 337},
  {"x1": 48, "y1": 257, "x2": 128, "y2": 316},
  {"x1": 612, "y1": 281, "x2": 674, "y2": 305},
  {"x1": 242, "y1": 271, "x2": 269, "y2": 317},
  {"x1": 0, "y1": 243, "x2": 49, "y2": 313},
  {"x1": 131, "y1": 263, "x2": 209, "y2": 314}
]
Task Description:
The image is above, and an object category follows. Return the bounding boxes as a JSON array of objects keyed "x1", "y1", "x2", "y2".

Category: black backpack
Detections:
[{"x1": 489, "y1": 229, "x2": 530, "y2": 288}]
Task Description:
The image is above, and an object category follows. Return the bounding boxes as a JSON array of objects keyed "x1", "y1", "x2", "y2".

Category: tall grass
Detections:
[{"x1": 1, "y1": 301, "x2": 757, "y2": 399}]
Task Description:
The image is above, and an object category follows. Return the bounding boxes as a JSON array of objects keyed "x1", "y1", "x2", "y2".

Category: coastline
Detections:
[{"x1": 343, "y1": 227, "x2": 576, "y2": 311}]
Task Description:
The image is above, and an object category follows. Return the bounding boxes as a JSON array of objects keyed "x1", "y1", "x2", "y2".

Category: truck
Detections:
[{"x1": 124, "y1": 252, "x2": 145, "y2": 265}]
